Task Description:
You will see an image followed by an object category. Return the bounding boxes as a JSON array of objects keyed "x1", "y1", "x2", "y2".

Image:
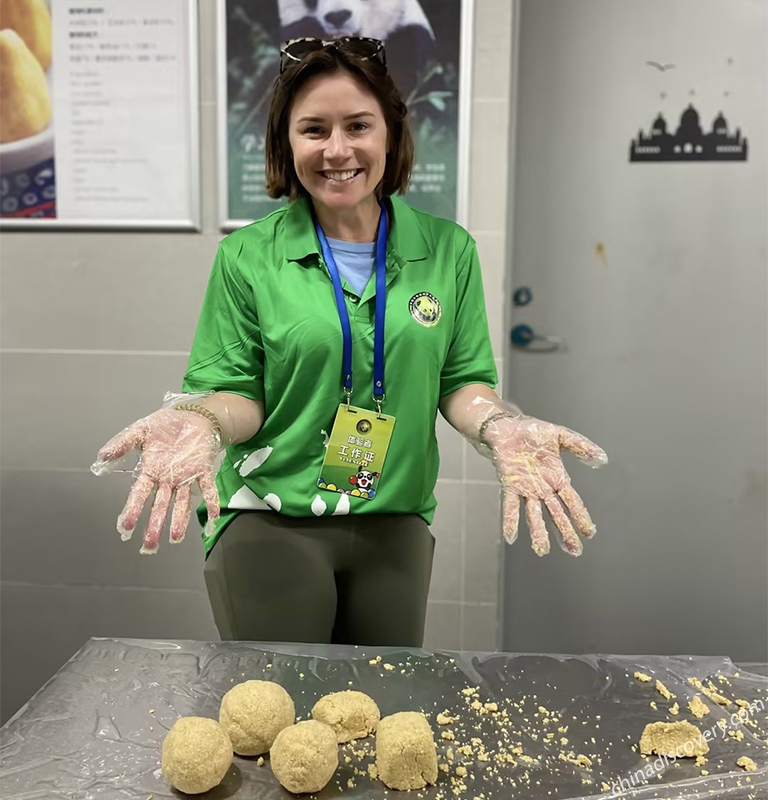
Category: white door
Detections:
[{"x1": 502, "y1": 0, "x2": 767, "y2": 661}]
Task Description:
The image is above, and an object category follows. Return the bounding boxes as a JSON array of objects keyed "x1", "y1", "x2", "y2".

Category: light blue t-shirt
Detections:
[{"x1": 327, "y1": 236, "x2": 375, "y2": 297}]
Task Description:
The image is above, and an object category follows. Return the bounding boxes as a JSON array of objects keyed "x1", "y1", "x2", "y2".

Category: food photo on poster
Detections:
[{"x1": 0, "y1": 0, "x2": 56, "y2": 218}]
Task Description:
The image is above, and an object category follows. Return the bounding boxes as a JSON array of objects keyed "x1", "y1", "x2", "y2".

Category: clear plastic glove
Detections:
[
  {"x1": 478, "y1": 409, "x2": 608, "y2": 556},
  {"x1": 91, "y1": 393, "x2": 224, "y2": 555}
]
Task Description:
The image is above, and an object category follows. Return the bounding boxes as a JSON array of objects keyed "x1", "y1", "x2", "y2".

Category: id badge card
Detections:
[{"x1": 318, "y1": 404, "x2": 395, "y2": 500}]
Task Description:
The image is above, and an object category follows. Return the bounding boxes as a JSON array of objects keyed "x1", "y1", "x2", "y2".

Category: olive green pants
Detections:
[{"x1": 203, "y1": 511, "x2": 435, "y2": 647}]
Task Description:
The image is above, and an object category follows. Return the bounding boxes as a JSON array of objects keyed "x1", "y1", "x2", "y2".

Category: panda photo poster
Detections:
[{"x1": 218, "y1": 0, "x2": 468, "y2": 229}]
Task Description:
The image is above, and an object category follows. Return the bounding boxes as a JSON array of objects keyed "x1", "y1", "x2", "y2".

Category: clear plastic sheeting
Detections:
[{"x1": 1, "y1": 638, "x2": 766, "y2": 799}]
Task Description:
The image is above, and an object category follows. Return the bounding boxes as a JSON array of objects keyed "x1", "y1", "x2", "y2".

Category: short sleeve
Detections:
[
  {"x1": 182, "y1": 243, "x2": 265, "y2": 401},
  {"x1": 439, "y1": 233, "x2": 498, "y2": 397}
]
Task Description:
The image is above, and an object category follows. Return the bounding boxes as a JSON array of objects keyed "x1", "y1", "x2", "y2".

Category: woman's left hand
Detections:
[{"x1": 483, "y1": 415, "x2": 608, "y2": 556}]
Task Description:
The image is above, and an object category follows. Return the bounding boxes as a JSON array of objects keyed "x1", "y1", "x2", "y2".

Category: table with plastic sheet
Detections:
[{"x1": 1, "y1": 638, "x2": 766, "y2": 799}]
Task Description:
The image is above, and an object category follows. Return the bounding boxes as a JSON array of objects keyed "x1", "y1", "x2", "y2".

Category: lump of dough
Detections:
[
  {"x1": 312, "y1": 690, "x2": 380, "y2": 742},
  {"x1": 162, "y1": 717, "x2": 233, "y2": 794},
  {"x1": 689, "y1": 696, "x2": 710, "y2": 718},
  {"x1": 376, "y1": 711, "x2": 438, "y2": 790},
  {"x1": 639, "y1": 721, "x2": 709, "y2": 757},
  {"x1": 270, "y1": 720, "x2": 338, "y2": 794},
  {"x1": 219, "y1": 680, "x2": 295, "y2": 756},
  {"x1": 655, "y1": 680, "x2": 675, "y2": 700}
]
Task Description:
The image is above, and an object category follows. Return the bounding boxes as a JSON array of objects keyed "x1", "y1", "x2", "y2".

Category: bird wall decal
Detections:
[{"x1": 646, "y1": 61, "x2": 676, "y2": 71}]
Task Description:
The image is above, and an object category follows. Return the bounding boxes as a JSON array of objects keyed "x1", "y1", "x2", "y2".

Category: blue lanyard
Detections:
[{"x1": 314, "y1": 200, "x2": 388, "y2": 413}]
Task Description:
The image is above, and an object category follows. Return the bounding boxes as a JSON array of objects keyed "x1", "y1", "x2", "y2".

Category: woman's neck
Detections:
[{"x1": 312, "y1": 196, "x2": 383, "y2": 243}]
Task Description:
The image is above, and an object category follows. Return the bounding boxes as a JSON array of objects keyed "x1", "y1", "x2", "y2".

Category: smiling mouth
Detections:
[{"x1": 320, "y1": 168, "x2": 364, "y2": 183}]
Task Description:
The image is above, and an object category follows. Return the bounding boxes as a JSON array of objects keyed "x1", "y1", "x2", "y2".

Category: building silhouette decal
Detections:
[{"x1": 630, "y1": 105, "x2": 747, "y2": 162}]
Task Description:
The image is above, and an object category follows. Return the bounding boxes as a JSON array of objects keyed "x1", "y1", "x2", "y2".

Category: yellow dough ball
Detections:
[
  {"x1": 0, "y1": 29, "x2": 51, "y2": 143},
  {"x1": 270, "y1": 720, "x2": 338, "y2": 794},
  {"x1": 376, "y1": 712, "x2": 438, "y2": 790},
  {"x1": 161, "y1": 717, "x2": 233, "y2": 794},
  {"x1": 639, "y1": 720, "x2": 709, "y2": 757},
  {"x1": 219, "y1": 680, "x2": 295, "y2": 756},
  {"x1": 0, "y1": 0, "x2": 52, "y2": 69},
  {"x1": 312, "y1": 690, "x2": 380, "y2": 743}
]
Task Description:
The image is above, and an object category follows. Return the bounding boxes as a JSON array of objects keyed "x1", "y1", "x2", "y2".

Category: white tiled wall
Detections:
[
  {"x1": 0, "y1": 0, "x2": 515, "y2": 723},
  {"x1": 423, "y1": 0, "x2": 516, "y2": 656}
]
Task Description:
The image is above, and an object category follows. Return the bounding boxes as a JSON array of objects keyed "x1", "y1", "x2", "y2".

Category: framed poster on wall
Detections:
[
  {"x1": 218, "y1": 0, "x2": 472, "y2": 231},
  {"x1": 0, "y1": 0, "x2": 200, "y2": 230}
]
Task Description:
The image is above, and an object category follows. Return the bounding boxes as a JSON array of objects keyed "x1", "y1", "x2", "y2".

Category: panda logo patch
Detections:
[{"x1": 409, "y1": 292, "x2": 442, "y2": 327}]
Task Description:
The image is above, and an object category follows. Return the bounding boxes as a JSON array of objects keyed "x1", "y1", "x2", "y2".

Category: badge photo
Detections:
[{"x1": 318, "y1": 405, "x2": 395, "y2": 501}]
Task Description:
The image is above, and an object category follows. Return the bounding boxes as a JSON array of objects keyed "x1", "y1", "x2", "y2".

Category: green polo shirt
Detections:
[{"x1": 182, "y1": 194, "x2": 497, "y2": 556}]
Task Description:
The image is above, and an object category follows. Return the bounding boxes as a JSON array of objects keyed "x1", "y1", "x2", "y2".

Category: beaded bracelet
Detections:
[
  {"x1": 478, "y1": 411, "x2": 519, "y2": 445},
  {"x1": 173, "y1": 402, "x2": 224, "y2": 445}
]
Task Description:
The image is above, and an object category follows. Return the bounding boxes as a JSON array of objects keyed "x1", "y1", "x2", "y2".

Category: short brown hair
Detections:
[{"x1": 264, "y1": 46, "x2": 414, "y2": 202}]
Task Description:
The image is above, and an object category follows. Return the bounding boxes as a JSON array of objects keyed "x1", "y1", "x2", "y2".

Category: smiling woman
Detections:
[
  {"x1": 287, "y1": 72, "x2": 388, "y2": 241},
  {"x1": 93, "y1": 36, "x2": 607, "y2": 651},
  {"x1": 265, "y1": 39, "x2": 414, "y2": 242}
]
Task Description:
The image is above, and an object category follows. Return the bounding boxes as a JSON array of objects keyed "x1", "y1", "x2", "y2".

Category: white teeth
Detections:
[{"x1": 324, "y1": 170, "x2": 359, "y2": 181}]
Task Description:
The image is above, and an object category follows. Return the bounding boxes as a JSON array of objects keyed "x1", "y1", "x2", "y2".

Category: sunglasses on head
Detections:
[{"x1": 279, "y1": 36, "x2": 387, "y2": 75}]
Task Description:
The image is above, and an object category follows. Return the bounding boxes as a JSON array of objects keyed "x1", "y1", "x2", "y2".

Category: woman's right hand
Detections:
[{"x1": 91, "y1": 408, "x2": 222, "y2": 554}]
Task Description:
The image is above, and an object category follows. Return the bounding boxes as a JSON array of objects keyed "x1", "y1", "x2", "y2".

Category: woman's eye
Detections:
[{"x1": 302, "y1": 123, "x2": 368, "y2": 135}]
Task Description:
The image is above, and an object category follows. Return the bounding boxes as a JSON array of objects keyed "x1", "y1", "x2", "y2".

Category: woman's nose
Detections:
[{"x1": 326, "y1": 129, "x2": 351, "y2": 157}]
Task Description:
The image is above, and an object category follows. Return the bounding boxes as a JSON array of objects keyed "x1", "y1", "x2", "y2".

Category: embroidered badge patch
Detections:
[{"x1": 409, "y1": 292, "x2": 442, "y2": 327}]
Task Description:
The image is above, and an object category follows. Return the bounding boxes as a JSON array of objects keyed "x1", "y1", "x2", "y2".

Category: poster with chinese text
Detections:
[{"x1": 0, "y1": 0, "x2": 199, "y2": 229}]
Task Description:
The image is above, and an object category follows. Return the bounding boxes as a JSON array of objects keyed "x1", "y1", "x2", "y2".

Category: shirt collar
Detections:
[{"x1": 284, "y1": 194, "x2": 429, "y2": 265}]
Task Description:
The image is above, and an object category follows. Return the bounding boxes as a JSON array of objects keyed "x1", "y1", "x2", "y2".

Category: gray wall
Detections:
[
  {"x1": 0, "y1": 0, "x2": 515, "y2": 724},
  {"x1": 502, "y1": 0, "x2": 767, "y2": 660}
]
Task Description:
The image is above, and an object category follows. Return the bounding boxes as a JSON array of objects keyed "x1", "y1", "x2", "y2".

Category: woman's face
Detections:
[{"x1": 288, "y1": 70, "x2": 389, "y2": 213}]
